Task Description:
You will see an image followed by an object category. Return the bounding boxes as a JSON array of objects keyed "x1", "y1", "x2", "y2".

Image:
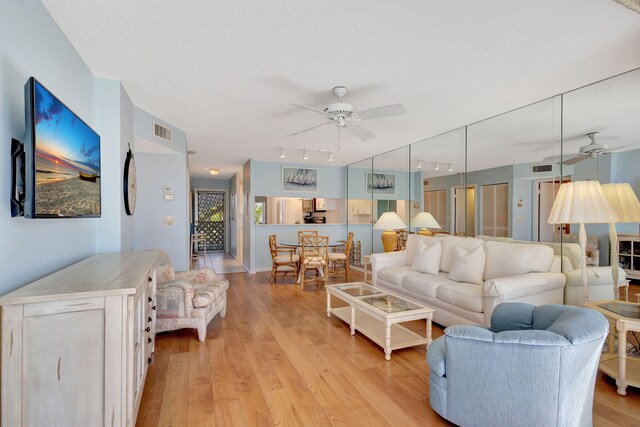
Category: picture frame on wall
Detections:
[
  {"x1": 282, "y1": 166, "x2": 318, "y2": 192},
  {"x1": 367, "y1": 172, "x2": 396, "y2": 195}
]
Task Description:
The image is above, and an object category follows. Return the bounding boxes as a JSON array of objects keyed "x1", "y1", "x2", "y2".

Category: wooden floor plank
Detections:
[{"x1": 137, "y1": 272, "x2": 640, "y2": 427}]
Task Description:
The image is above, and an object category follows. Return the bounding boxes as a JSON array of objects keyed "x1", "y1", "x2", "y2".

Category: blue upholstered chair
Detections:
[{"x1": 427, "y1": 303, "x2": 608, "y2": 427}]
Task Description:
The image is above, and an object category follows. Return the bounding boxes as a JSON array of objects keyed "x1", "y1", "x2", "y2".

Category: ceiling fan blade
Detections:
[
  {"x1": 346, "y1": 124, "x2": 376, "y2": 141},
  {"x1": 290, "y1": 103, "x2": 329, "y2": 116},
  {"x1": 288, "y1": 122, "x2": 332, "y2": 136},
  {"x1": 562, "y1": 155, "x2": 588, "y2": 165},
  {"x1": 542, "y1": 154, "x2": 575, "y2": 162},
  {"x1": 358, "y1": 104, "x2": 407, "y2": 120}
]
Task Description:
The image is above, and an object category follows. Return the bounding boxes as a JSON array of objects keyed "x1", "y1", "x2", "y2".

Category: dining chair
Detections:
[
  {"x1": 300, "y1": 235, "x2": 329, "y2": 290},
  {"x1": 268, "y1": 235, "x2": 299, "y2": 284},
  {"x1": 329, "y1": 231, "x2": 354, "y2": 281},
  {"x1": 297, "y1": 230, "x2": 318, "y2": 245}
]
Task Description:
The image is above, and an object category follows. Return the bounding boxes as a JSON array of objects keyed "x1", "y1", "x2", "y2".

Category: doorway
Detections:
[
  {"x1": 451, "y1": 186, "x2": 476, "y2": 237},
  {"x1": 195, "y1": 190, "x2": 226, "y2": 252},
  {"x1": 534, "y1": 178, "x2": 570, "y2": 242},
  {"x1": 482, "y1": 183, "x2": 509, "y2": 237}
]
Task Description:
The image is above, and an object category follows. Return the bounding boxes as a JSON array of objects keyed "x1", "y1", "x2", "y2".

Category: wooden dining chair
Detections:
[
  {"x1": 300, "y1": 235, "x2": 329, "y2": 290},
  {"x1": 268, "y1": 235, "x2": 299, "y2": 284},
  {"x1": 395, "y1": 229, "x2": 409, "y2": 251},
  {"x1": 328, "y1": 231, "x2": 353, "y2": 281},
  {"x1": 297, "y1": 230, "x2": 318, "y2": 245}
]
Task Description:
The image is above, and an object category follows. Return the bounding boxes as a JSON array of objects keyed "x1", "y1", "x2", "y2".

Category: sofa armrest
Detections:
[
  {"x1": 561, "y1": 256, "x2": 574, "y2": 273},
  {"x1": 482, "y1": 273, "x2": 566, "y2": 325},
  {"x1": 175, "y1": 267, "x2": 217, "y2": 285},
  {"x1": 157, "y1": 280, "x2": 195, "y2": 318},
  {"x1": 370, "y1": 251, "x2": 408, "y2": 285}
]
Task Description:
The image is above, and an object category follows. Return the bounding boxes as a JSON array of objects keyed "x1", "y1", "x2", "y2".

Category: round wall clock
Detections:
[{"x1": 123, "y1": 146, "x2": 137, "y2": 215}]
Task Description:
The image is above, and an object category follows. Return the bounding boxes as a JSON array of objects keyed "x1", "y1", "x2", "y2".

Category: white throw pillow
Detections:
[
  {"x1": 411, "y1": 241, "x2": 442, "y2": 275},
  {"x1": 448, "y1": 245, "x2": 486, "y2": 285}
]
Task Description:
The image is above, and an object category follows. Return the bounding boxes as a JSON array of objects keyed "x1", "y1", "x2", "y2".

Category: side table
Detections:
[{"x1": 585, "y1": 300, "x2": 640, "y2": 396}]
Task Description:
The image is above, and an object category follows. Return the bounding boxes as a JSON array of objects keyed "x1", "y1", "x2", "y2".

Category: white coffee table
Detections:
[{"x1": 326, "y1": 282, "x2": 434, "y2": 360}]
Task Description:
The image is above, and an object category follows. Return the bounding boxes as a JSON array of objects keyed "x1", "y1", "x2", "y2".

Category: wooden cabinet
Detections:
[
  {"x1": 619, "y1": 235, "x2": 640, "y2": 280},
  {"x1": 0, "y1": 251, "x2": 159, "y2": 427}
]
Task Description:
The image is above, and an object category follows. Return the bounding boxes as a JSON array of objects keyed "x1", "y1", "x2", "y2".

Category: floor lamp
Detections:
[
  {"x1": 373, "y1": 212, "x2": 407, "y2": 252},
  {"x1": 548, "y1": 181, "x2": 619, "y2": 304},
  {"x1": 602, "y1": 183, "x2": 640, "y2": 300},
  {"x1": 411, "y1": 212, "x2": 441, "y2": 236}
]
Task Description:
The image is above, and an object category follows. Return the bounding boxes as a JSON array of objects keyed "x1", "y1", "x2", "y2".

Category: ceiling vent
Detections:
[
  {"x1": 154, "y1": 122, "x2": 172, "y2": 143},
  {"x1": 532, "y1": 164, "x2": 553, "y2": 173}
]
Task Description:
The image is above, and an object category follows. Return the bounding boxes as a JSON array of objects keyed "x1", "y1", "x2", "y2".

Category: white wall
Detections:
[{"x1": 0, "y1": 0, "x2": 98, "y2": 293}]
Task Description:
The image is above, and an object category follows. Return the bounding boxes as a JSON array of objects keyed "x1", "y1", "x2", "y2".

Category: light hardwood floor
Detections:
[{"x1": 137, "y1": 271, "x2": 640, "y2": 427}]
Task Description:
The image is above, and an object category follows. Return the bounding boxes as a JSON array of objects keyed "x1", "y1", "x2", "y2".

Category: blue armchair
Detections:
[{"x1": 427, "y1": 303, "x2": 608, "y2": 427}]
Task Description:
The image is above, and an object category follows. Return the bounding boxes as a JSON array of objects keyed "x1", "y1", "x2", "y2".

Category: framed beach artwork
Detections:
[
  {"x1": 367, "y1": 172, "x2": 396, "y2": 195},
  {"x1": 282, "y1": 167, "x2": 318, "y2": 192}
]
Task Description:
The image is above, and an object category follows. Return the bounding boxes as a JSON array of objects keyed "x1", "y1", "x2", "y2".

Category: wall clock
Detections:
[{"x1": 123, "y1": 145, "x2": 137, "y2": 215}]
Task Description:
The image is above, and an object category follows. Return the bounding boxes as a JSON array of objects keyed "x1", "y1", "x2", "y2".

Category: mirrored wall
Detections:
[{"x1": 348, "y1": 67, "x2": 640, "y2": 283}]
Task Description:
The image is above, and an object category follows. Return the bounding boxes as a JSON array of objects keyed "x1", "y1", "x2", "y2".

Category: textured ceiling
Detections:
[{"x1": 41, "y1": 0, "x2": 640, "y2": 179}]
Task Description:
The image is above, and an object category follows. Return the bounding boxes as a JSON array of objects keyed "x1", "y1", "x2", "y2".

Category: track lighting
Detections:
[
  {"x1": 448, "y1": 163, "x2": 453, "y2": 172},
  {"x1": 280, "y1": 147, "x2": 286, "y2": 158},
  {"x1": 303, "y1": 149, "x2": 309, "y2": 160},
  {"x1": 328, "y1": 151, "x2": 334, "y2": 162},
  {"x1": 434, "y1": 162, "x2": 439, "y2": 171},
  {"x1": 416, "y1": 160, "x2": 422, "y2": 169}
]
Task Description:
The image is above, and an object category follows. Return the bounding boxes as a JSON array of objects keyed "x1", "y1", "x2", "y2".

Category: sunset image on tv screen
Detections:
[{"x1": 34, "y1": 81, "x2": 100, "y2": 216}]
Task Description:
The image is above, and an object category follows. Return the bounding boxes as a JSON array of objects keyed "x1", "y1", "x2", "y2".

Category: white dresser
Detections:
[{"x1": 0, "y1": 251, "x2": 160, "y2": 427}]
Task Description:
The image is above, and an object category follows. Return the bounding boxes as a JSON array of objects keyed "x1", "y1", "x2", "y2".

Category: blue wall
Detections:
[{"x1": 0, "y1": 0, "x2": 98, "y2": 293}]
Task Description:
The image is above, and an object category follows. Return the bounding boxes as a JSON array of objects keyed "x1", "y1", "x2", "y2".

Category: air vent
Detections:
[
  {"x1": 154, "y1": 122, "x2": 172, "y2": 142},
  {"x1": 532, "y1": 164, "x2": 553, "y2": 173}
]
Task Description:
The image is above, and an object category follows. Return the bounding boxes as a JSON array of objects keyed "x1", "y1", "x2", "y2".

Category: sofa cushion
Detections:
[
  {"x1": 440, "y1": 236, "x2": 484, "y2": 273},
  {"x1": 406, "y1": 234, "x2": 443, "y2": 266},
  {"x1": 448, "y1": 245, "x2": 485, "y2": 285},
  {"x1": 411, "y1": 241, "x2": 442, "y2": 275},
  {"x1": 378, "y1": 265, "x2": 415, "y2": 287},
  {"x1": 402, "y1": 272, "x2": 457, "y2": 298},
  {"x1": 437, "y1": 282, "x2": 483, "y2": 313},
  {"x1": 483, "y1": 241, "x2": 554, "y2": 281}
]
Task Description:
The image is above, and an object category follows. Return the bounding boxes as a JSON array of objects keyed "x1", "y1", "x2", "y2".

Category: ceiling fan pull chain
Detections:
[{"x1": 338, "y1": 126, "x2": 341, "y2": 151}]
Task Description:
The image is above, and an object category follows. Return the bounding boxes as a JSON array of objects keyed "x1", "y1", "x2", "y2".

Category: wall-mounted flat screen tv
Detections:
[{"x1": 24, "y1": 78, "x2": 101, "y2": 218}]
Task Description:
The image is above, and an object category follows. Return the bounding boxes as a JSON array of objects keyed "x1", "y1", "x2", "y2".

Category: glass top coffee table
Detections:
[
  {"x1": 585, "y1": 300, "x2": 640, "y2": 396},
  {"x1": 326, "y1": 282, "x2": 435, "y2": 360}
]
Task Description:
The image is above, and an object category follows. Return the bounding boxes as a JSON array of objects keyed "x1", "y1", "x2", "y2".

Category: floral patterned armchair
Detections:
[{"x1": 155, "y1": 251, "x2": 228, "y2": 342}]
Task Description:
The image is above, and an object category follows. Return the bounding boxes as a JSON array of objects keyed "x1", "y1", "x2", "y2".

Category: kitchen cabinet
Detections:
[{"x1": 351, "y1": 199, "x2": 372, "y2": 215}]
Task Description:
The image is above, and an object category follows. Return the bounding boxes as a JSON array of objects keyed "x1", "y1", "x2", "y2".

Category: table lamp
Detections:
[
  {"x1": 373, "y1": 212, "x2": 407, "y2": 252},
  {"x1": 548, "y1": 180, "x2": 619, "y2": 304},
  {"x1": 602, "y1": 183, "x2": 640, "y2": 300},
  {"x1": 411, "y1": 212, "x2": 441, "y2": 236}
]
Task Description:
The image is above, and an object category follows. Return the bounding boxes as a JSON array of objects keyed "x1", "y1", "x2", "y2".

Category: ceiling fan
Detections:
[
  {"x1": 544, "y1": 132, "x2": 630, "y2": 165},
  {"x1": 288, "y1": 86, "x2": 407, "y2": 149}
]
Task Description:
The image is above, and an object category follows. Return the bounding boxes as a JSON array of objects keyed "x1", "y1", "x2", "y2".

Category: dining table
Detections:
[{"x1": 280, "y1": 240, "x2": 344, "y2": 283}]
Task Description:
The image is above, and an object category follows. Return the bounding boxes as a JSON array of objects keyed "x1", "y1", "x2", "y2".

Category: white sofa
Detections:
[
  {"x1": 475, "y1": 235, "x2": 627, "y2": 306},
  {"x1": 370, "y1": 234, "x2": 566, "y2": 327}
]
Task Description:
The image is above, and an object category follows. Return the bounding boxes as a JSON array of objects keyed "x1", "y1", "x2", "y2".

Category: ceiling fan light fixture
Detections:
[
  {"x1": 303, "y1": 149, "x2": 309, "y2": 160},
  {"x1": 280, "y1": 147, "x2": 286, "y2": 158}
]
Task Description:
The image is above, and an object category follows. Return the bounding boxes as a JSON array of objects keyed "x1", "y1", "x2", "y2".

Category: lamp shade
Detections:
[
  {"x1": 548, "y1": 180, "x2": 619, "y2": 225},
  {"x1": 373, "y1": 212, "x2": 407, "y2": 231},
  {"x1": 411, "y1": 212, "x2": 441, "y2": 229},
  {"x1": 602, "y1": 183, "x2": 640, "y2": 223}
]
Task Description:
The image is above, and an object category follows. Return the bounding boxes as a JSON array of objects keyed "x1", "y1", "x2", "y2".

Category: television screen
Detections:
[{"x1": 24, "y1": 78, "x2": 101, "y2": 218}]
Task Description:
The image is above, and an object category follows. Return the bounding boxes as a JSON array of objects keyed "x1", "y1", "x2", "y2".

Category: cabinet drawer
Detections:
[{"x1": 24, "y1": 297, "x2": 104, "y2": 317}]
